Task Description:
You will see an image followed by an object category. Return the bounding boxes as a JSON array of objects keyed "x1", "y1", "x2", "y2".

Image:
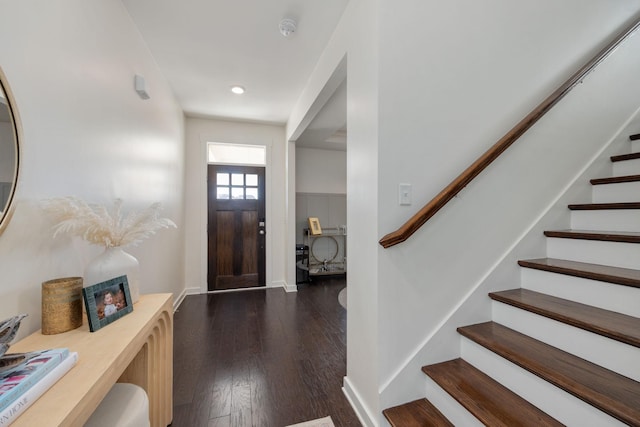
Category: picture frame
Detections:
[
  {"x1": 82, "y1": 275, "x2": 133, "y2": 332},
  {"x1": 308, "y1": 217, "x2": 322, "y2": 235}
]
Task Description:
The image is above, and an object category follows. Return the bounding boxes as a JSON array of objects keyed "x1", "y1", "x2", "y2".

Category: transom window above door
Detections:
[
  {"x1": 207, "y1": 142, "x2": 266, "y2": 166},
  {"x1": 216, "y1": 172, "x2": 259, "y2": 200}
]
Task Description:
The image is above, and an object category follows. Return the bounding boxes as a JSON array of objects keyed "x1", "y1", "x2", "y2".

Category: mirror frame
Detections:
[{"x1": 0, "y1": 66, "x2": 21, "y2": 234}]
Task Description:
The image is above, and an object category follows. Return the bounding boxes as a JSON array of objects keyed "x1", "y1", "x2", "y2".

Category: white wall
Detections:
[
  {"x1": 289, "y1": 0, "x2": 640, "y2": 425},
  {"x1": 344, "y1": 3, "x2": 380, "y2": 420},
  {"x1": 296, "y1": 193, "x2": 346, "y2": 243},
  {"x1": 295, "y1": 146, "x2": 347, "y2": 243},
  {"x1": 376, "y1": 0, "x2": 640, "y2": 415},
  {"x1": 296, "y1": 147, "x2": 346, "y2": 194},
  {"x1": 0, "y1": 0, "x2": 185, "y2": 340},
  {"x1": 288, "y1": 0, "x2": 381, "y2": 424},
  {"x1": 380, "y1": 35, "x2": 640, "y2": 413},
  {"x1": 184, "y1": 117, "x2": 288, "y2": 292}
]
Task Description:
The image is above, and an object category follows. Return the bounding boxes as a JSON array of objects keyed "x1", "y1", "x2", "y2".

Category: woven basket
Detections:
[{"x1": 41, "y1": 277, "x2": 83, "y2": 335}]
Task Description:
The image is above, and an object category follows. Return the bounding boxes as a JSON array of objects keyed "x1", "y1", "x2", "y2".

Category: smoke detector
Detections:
[{"x1": 279, "y1": 18, "x2": 297, "y2": 37}]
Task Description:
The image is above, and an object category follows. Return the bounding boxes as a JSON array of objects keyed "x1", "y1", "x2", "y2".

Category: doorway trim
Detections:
[
  {"x1": 286, "y1": 55, "x2": 347, "y2": 290},
  {"x1": 198, "y1": 136, "x2": 277, "y2": 294}
]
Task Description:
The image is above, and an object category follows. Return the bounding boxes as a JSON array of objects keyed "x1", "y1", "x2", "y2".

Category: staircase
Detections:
[{"x1": 383, "y1": 133, "x2": 640, "y2": 427}]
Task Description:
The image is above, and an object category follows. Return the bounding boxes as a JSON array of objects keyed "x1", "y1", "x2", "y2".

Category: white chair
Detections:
[{"x1": 84, "y1": 383, "x2": 150, "y2": 427}]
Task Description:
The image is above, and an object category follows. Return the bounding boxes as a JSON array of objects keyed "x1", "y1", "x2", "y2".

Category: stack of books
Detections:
[{"x1": 0, "y1": 348, "x2": 78, "y2": 426}]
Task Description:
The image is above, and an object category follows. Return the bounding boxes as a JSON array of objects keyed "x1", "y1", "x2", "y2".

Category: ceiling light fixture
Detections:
[
  {"x1": 279, "y1": 18, "x2": 297, "y2": 37},
  {"x1": 230, "y1": 85, "x2": 245, "y2": 95}
]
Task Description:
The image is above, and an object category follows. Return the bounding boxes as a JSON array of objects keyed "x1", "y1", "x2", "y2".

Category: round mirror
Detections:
[{"x1": 0, "y1": 68, "x2": 20, "y2": 233}]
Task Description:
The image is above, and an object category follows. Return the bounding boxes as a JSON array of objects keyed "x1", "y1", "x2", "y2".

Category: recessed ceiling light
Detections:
[{"x1": 231, "y1": 85, "x2": 245, "y2": 95}]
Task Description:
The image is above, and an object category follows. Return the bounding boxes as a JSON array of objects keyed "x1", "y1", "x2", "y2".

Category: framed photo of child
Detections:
[{"x1": 82, "y1": 275, "x2": 133, "y2": 332}]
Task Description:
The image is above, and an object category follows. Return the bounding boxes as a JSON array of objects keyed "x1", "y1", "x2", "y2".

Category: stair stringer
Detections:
[{"x1": 379, "y1": 111, "x2": 640, "y2": 420}]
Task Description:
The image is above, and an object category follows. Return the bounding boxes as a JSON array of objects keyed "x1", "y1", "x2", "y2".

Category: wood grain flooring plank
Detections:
[
  {"x1": 208, "y1": 416, "x2": 231, "y2": 427},
  {"x1": 231, "y1": 384, "x2": 252, "y2": 413},
  {"x1": 171, "y1": 404, "x2": 192, "y2": 427},
  {"x1": 173, "y1": 296, "x2": 214, "y2": 406},
  {"x1": 232, "y1": 357, "x2": 252, "y2": 388},
  {"x1": 186, "y1": 389, "x2": 218, "y2": 427},
  {"x1": 208, "y1": 381, "x2": 232, "y2": 419},
  {"x1": 249, "y1": 360, "x2": 275, "y2": 427},
  {"x1": 172, "y1": 278, "x2": 358, "y2": 426},
  {"x1": 230, "y1": 408, "x2": 252, "y2": 427}
]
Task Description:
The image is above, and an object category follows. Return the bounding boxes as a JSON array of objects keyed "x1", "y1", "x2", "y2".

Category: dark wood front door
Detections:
[{"x1": 208, "y1": 165, "x2": 266, "y2": 290}]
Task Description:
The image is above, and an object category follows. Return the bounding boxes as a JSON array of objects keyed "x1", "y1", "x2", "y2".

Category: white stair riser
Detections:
[
  {"x1": 492, "y1": 302, "x2": 640, "y2": 382},
  {"x1": 546, "y1": 238, "x2": 640, "y2": 270},
  {"x1": 592, "y1": 181, "x2": 640, "y2": 203},
  {"x1": 632, "y1": 140, "x2": 640, "y2": 153},
  {"x1": 520, "y1": 267, "x2": 640, "y2": 318},
  {"x1": 461, "y1": 338, "x2": 626, "y2": 427},
  {"x1": 612, "y1": 158, "x2": 640, "y2": 177},
  {"x1": 423, "y1": 375, "x2": 484, "y2": 427},
  {"x1": 571, "y1": 209, "x2": 640, "y2": 232}
]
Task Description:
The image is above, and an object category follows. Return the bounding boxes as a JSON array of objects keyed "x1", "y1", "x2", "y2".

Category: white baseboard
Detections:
[
  {"x1": 173, "y1": 286, "x2": 201, "y2": 310},
  {"x1": 184, "y1": 286, "x2": 201, "y2": 295},
  {"x1": 276, "y1": 280, "x2": 297, "y2": 292},
  {"x1": 342, "y1": 376, "x2": 378, "y2": 427},
  {"x1": 173, "y1": 288, "x2": 188, "y2": 311},
  {"x1": 175, "y1": 282, "x2": 296, "y2": 307}
]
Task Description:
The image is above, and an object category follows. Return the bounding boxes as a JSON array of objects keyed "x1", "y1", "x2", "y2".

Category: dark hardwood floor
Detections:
[{"x1": 172, "y1": 277, "x2": 361, "y2": 427}]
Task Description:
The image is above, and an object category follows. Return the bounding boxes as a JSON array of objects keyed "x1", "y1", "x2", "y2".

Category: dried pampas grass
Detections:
[{"x1": 43, "y1": 197, "x2": 176, "y2": 247}]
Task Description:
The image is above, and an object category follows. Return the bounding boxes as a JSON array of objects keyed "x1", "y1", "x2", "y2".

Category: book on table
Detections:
[
  {"x1": 0, "y1": 348, "x2": 69, "y2": 413},
  {"x1": 0, "y1": 351, "x2": 78, "y2": 426}
]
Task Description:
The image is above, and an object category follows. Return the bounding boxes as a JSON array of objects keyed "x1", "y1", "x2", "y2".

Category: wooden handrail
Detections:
[{"x1": 379, "y1": 16, "x2": 640, "y2": 249}]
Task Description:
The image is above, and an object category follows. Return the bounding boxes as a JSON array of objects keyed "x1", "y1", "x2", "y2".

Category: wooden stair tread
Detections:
[
  {"x1": 489, "y1": 288, "x2": 640, "y2": 347},
  {"x1": 458, "y1": 322, "x2": 640, "y2": 425},
  {"x1": 383, "y1": 398, "x2": 453, "y2": 427},
  {"x1": 544, "y1": 229, "x2": 640, "y2": 243},
  {"x1": 630, "y1": 133, "x2": 640, "y2": 141},
  {"x1": 422, "y1": 358, "x2": 562, "y2": 427},
  {"x1": 611, "y1": 152, "x2": 640, "y2": 162},
  {"x1": 591, "y1": 174, "x2": 640, "y2": 185},
  {"x1": 518, "y1": 258, "x2": 640, "y2": 288},
  {"x1": 568, "y1": 202, "x2": 640, "y2": 210}
]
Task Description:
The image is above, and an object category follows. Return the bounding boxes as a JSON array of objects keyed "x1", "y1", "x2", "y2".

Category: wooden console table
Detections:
[{"x1": 8, "y1": 293, "x2": 173, "y2": 427}]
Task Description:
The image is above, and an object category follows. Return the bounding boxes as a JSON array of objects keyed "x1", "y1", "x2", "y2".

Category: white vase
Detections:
[{"x1": 84, "y1": 246, "x2": 140, "y2": 303}]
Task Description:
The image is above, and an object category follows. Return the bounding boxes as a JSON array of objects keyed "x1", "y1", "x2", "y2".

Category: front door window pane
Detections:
[
  {"x1": 231, "y1": 187, "x2": 244, "y2": 199},
  {"x1": 231, "y1": 174, "x2": 244, "y2": 186},
  {"x1": 217, "y1": 187, "x2": 229, "y2": 199},
  {"x1": 217, "y1": 173, "x2": 229, "y2": 185},
  {"x1": 246, "y1": 174, "x2": 258, "y2": 186},
  {"x1": 246, "y1": 188, "x2": 258, "y2": 200}
]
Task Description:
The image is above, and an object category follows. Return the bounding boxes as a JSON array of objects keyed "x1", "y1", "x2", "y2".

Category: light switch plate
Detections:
[{"x1": 399, "y1": 183, "x2": 412, "y2": 205}]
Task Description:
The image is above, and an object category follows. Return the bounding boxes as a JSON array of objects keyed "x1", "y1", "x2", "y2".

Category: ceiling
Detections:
[
  {"x1": 121, "y1": 0, "x2": 349, "y2": 147},
  {"x1": 294, "y1": 78, "x2": 346, "y2": 150}
]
